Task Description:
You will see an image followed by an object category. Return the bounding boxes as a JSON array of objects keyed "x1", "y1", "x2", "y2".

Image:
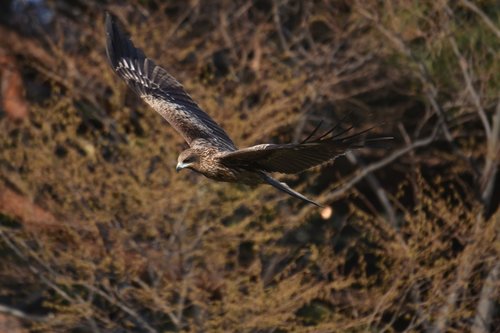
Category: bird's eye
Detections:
[{"x1": 184, "y1": 156, "x2": 196, "y2": 164}]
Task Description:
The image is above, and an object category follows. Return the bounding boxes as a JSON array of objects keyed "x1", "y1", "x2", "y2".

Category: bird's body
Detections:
[
  {"x1": 105, "y1": 13, "x2": 390, "y2": 206},
  {"x1": 178, "y1": 145, "x2": 264, "y2": 185}
]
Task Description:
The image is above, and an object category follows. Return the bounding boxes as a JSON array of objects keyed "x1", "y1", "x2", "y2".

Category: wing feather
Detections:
[
  {"x1": 105, "y1": 13, "x2": 235, "y2": 151},
  {"x1": 221, "y1": 127, "x2": 392, "y2": 174}
]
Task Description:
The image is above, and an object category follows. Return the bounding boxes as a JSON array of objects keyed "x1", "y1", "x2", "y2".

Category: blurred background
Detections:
[{"x1": 0, "y1": 1, "x2": 498, "y2": 332}]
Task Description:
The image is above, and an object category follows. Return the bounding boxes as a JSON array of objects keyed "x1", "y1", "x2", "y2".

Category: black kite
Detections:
[{"x1": 105, "y1": 13, "x2": 389, "y2": 207}]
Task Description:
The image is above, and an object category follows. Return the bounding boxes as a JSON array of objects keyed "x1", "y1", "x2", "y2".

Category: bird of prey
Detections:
[{"x1": 105, "y1": 13, "x2": 389, "y2": 207}]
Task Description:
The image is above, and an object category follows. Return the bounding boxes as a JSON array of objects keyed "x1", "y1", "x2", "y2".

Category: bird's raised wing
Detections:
[
  {"x1": 220, "y1": 125, "x2": 392, "y2": 174},
  {"x1": 105, "y1": 13, "x2": 236, "y2": 151}
]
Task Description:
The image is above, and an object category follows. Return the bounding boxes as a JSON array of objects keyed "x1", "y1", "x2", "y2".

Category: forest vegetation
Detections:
[{"x1": 0, "y1": 1, "x2": 498, "y2": 332}]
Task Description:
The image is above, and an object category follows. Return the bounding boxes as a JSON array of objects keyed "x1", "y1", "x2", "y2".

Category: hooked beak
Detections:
[{"x1": 176, "y1": 162, "x2": 190, "y2": 172}]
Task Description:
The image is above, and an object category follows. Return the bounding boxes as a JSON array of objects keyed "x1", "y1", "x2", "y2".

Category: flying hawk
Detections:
[{"x1": 105, "y1": 13, "x2": 389, "y2": 207}]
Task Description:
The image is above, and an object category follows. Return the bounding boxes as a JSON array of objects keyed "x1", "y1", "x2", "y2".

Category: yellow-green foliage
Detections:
[{"x1": 0, "y1": 1, "x2": 498, "y2": 332}]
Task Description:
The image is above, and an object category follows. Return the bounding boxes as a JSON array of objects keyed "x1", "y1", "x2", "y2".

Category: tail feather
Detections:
[{"x1": 259, "y1": 172, "x2": 322, "y2": 207}]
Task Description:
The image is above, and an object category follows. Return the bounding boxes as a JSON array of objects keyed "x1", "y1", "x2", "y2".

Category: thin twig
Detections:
[
  {"x1": 355, "y1": 5, "x2": 454, "y2": 143},
  {"x1": 82, "y1": 284, "x2": 158, "y2": 333},
  {"x1": 273, "y1": 0, "x2": 289, "y2": 53},
  {"x1": 481, "y1": 102, "x2": 500, "y2": 213},
  {"x1": 132, "y1": 278, "x2": 180, "y2": 328},
  {"x1": 459, "y1": 0, "x2": 500, "y2": 40},
  {"x1": 471, "y1": 261, "x2": 500, "y2": 333},
  {"x1": 448, "y1": 36, "x2": 491, "y2": 139},
  {"x1": 346, "y1": 152, "x2": 397, "y2": 226},
  {"x1": 430, "y1": 214, "x2": 485, "y2": 333},
  {"x1": 0, "y1": 303, "x2": 48, "y2": 322}
]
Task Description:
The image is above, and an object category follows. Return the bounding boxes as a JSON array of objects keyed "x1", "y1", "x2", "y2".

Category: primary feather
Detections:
[
  {"x1": 221, "y1": 126, "x2": 392, "y2": 174},
  {"x1": 105, "y1": 13, "x2": 236, "y2": 151}
]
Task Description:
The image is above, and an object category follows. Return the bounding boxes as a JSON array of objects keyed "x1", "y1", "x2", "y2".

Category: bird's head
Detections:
[{"x1": 176, "y1": 149, "x2": 201, "y2": 173}]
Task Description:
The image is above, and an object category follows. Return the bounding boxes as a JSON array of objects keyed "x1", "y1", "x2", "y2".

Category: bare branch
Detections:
[
  {"x1": 0, "y1": 303, "x2": 48, "y2": 322},
  {"x1": 471, "y1": 261, "x2": 500, "y2": 333},
  {"x1": 82, "y1": 284, "x2": 158, "y2": 333},
  {"x1": 273, "y1": 0, "x2": 289, "y2": 53},
  {"x1": 346, "y1": 152, "x2": 397, "y2": 226},
  {"x1": 355, "y1": 5, "x2": 454, "y2": 143},
  {"x1": 459, "y1": 0, "x2": 500, "y2": 40},
  {"x1": 448, "y1": 35, "x2": 491, "y2": 139},
  {"x1": 481, "y1": 102, "x2": 500, "y2": 212},
  {"x1": 324, "y1": 123, "x2": 439, "y2": 202},
  {"x1": 431, "y1": 214, "x2": 486, "y2": 333}
]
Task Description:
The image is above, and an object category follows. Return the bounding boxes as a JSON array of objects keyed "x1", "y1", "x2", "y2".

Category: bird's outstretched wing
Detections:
[
  {"x1": 105, "y1": 13, "x2": 236, "y2": 151},
  {"x1": 221, "y1": 125, "x2": 392, "y2": 174}
]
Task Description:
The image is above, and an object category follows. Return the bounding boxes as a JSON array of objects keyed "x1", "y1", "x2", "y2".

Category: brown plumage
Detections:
[{"x1": 105, "y1": 13, "x2": 391, "y2": 207}]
